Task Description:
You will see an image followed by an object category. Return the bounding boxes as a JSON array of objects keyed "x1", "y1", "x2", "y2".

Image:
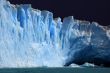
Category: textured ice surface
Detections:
[{"x1": 0, "y1": 0, "x2": 110, "y2": 67}]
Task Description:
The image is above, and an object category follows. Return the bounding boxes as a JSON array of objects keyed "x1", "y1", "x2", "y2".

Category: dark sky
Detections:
[{"x1": 8, "y1": 0, "x2": 110, "y2": 26}]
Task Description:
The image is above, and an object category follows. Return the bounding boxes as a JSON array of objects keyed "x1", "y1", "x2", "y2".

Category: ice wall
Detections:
[
  {"x1": 0, "y1": 0, "x2": 110, "y2": 67},
  {"x1": 0, "y1": 0, "x2": 65, "y2": 67}
]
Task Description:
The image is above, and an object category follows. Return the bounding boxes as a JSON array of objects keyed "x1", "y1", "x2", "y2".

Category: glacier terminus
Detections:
[{"x1": 0, "y1": 0, "x2": 110, "y2": 67}]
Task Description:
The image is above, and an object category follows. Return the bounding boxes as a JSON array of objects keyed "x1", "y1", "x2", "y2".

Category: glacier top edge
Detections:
[{"x1": 1, "y1": 0, "x2": 108, "y2": 27}]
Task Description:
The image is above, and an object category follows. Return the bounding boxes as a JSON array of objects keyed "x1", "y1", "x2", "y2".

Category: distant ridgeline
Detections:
[{"x1": 0, "y1": 0, "x2": 110, "y2": 67}]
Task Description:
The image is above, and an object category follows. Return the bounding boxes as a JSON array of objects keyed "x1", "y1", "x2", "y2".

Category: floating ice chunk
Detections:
[
  {"x1": 69, "y1": 63, "x2": 81, "y2": 68},
  {"x1": 81, "y1": 62, "x2": 95, "y2": 67}
]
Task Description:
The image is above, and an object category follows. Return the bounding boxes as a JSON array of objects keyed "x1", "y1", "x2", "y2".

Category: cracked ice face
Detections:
[{"x1": 0, "y1": 0, "x2": 110, "y2": 68}]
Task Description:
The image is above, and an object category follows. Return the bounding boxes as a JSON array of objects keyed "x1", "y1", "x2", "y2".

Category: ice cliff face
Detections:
[{"x1": 0, "y1": 0, "x2": 110, "y2": 67}]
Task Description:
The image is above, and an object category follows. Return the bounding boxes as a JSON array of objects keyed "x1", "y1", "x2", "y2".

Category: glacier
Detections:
[{"x1": 0, "y1": 0, "x2": 110, "y2": 67}]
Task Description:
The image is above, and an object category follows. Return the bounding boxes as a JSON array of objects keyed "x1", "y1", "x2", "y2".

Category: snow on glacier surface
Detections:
[{"x1": 0, "y1": 0, "x2": 110, "y2": 67}]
